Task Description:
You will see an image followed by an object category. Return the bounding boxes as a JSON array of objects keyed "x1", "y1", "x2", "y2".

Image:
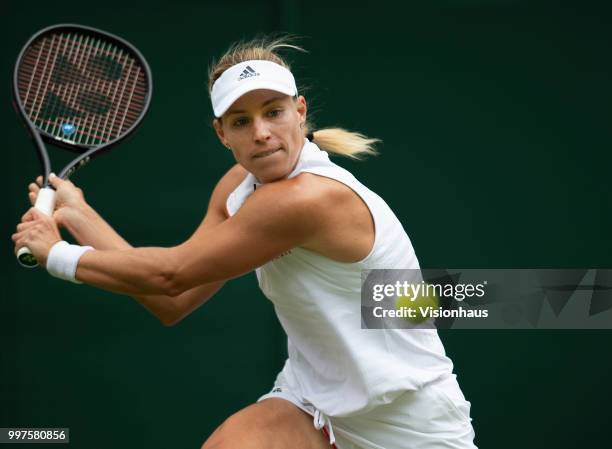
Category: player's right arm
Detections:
[{"x1": 27, "y1": 164, "x2": 247, "y2": 326}]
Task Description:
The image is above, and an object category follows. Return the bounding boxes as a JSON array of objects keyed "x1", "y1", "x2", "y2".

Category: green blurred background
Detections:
[{"x1": 2, "y1": 0, "x2": 611, "y2": 448}]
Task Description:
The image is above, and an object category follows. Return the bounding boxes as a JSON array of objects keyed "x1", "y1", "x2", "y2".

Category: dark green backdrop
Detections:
[{"x1": 2, "y1": 1, "x2": 611, "y2": 448}]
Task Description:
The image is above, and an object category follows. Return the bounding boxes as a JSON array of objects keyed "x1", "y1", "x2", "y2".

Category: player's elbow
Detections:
[
  {"x1": 160, "y1": 314, "x2": 180, "y2": 327},
  {"x1": 155, "y1": 257, "x2": 186, "y2": 298},
  {"x1": 159, "y1": 272, "x2": 185, "y2": 298}
]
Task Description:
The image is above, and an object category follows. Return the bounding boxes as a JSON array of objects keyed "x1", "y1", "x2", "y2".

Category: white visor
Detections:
[{"x1": 211, "y1": 60, "x2": 298, "y2": 118}]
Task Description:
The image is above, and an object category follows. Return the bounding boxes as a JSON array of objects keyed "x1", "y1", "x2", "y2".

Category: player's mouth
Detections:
[{"x1": 252, "y1": 147, "x2": 282, "y2": 159}]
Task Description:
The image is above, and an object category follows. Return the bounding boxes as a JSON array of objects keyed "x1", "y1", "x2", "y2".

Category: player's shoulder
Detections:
[
  {"x1": 207, "y1": 164, "x2": 248, "y2": 219},
  {"x1": 254, "y1": 172, "x2": 349, "y2": 211},
  {"x1": 292, "y1": 172, "x2": 356, "y2": 203},
  {"x1": 220, "y1": 163, "x2": 249, "y2": 188},
  {"x1": 212, "y1": 164, "x2": 248, "y2": 197}
]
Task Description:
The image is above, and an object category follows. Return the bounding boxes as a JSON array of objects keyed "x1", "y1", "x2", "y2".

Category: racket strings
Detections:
[{"x1": 17, "y1": 31, "x2": 148, "y2": 147}]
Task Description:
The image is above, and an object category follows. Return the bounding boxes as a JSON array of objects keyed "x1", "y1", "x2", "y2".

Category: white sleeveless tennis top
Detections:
[{"x1": 227, "y1": 139, "x2": 454, "y2": 417}]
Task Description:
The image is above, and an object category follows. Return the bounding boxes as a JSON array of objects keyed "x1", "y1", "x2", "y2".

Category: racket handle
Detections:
[{"x1": 17, "y1": 187, "x2": 56, "y2": 268}]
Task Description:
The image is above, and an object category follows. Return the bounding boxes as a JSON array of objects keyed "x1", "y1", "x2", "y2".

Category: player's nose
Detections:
[{"x1": 252, "y1": 117, "x2": 271, "y2": 142}]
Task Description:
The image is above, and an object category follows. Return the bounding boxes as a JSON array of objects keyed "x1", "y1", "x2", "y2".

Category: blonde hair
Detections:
[{"x1": 208, "y1": 36, "x2": 380, "y2": 159}]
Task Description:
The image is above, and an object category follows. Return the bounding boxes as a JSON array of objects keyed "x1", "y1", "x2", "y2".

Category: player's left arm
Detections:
[{"x1": 14, "y1": 174, "x2": 326, "y2": 297}]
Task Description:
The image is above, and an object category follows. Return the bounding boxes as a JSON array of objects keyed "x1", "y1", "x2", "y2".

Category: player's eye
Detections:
[
  {"x1": 232, "y1": 117, "x2": 249, "y2": 128},
  {"x1": 267, "y1": 108, "x2": 283, "y2": 118}
]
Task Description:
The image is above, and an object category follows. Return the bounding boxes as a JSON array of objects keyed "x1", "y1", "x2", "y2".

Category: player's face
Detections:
[{"x1": 214, "y1": 89, "x2": 307, "y2": 183}]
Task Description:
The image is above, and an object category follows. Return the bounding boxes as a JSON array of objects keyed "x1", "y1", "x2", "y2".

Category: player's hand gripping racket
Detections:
[{"x1": 13, "y1": 24, "x2": 152, "y2": 267}]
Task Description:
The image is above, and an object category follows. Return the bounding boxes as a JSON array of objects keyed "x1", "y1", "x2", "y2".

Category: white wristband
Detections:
[{"x1": 46, "y1": 240, "x2": 94, "y2": 284}]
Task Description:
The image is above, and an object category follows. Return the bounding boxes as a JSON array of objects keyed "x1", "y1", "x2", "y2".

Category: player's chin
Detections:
[{"x1": 250, "y1": 152, "x2": 291, "y2": 182}]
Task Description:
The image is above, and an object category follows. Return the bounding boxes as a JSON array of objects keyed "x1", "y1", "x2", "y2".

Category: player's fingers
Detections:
[
  {"x1": 11, "y1": 230, "x2": 25, "y2": 243},
  {"x1": 21, "y1": 210, "x2": 34, "y2": 222},
  {"x1": 36, "y1": 176, "x2": 43, "y2": 187},
  {"x1": 13, "y1": 236, "x2": 28, "y2": 255},
  {"x1": 28, "y1": 184, "x2": 40, "y2": 207},
  {"x1": 16, "y1": 221, "x2": 38, "y2": 232},
  {"x1": 47, "y1": 173, "x2": 64, "y2": 188},
  {"x1": 29, "y1": 207, "x2": 48, "y2": 219},
  {"x1": 20, "y1": 208, "x2": 47, "y2": 222}
]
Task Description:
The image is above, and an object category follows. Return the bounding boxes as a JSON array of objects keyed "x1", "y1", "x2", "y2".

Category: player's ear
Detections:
[
  {"x1": 212, "y1": 118, "x2": 228, "y2": 147},
  {"x1": 296, "y1": 95, "x2": 307, "y2": 124}
]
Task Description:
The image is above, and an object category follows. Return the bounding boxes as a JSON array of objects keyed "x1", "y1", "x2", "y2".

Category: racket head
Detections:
[{"x1": 13, "y1": 23, "x2": 153, "y2": 154}]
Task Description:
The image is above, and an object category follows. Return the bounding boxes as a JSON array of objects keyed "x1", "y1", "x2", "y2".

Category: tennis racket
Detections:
[{"x1": 13, "y1": 23, "x2": 152, "y2": 267}]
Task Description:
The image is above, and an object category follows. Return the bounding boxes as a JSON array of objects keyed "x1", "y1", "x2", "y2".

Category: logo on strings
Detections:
[{"x1": 61, "y1": 123, "x2": 76, "y2": 135}]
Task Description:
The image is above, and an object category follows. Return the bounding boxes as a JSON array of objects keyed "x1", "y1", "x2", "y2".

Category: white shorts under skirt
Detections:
[{"x1": 258, "y1": 372, "x2": 478, "y2": 449}]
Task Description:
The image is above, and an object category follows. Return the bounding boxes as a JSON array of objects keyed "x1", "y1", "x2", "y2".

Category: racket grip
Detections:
[{"x1": 17, "y1": 187, "x2": 56, "y2": 268}]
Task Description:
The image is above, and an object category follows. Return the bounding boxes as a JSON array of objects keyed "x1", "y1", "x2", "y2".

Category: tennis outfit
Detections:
[{"x1": 226, "y1": 140, "x2": 477, "y2": 449}]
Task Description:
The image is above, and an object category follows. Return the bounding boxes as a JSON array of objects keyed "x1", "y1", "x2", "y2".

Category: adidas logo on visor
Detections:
[{"x1": 238, "y1": 65, "x2": 259, "y2": 81}]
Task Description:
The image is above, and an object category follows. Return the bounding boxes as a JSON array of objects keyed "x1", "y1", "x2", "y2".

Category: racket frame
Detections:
[{"x1": 12, "y1": 23, "x2": 153, "y2": 184}]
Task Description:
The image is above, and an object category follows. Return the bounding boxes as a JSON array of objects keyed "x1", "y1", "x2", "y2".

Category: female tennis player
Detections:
[{"x1": 13, "y1": 37, "x2": 478, "y2": 449}]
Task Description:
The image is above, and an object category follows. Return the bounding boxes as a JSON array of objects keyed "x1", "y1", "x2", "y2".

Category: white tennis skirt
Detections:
[{"x1": 258, "y1": 372, "x2": 478, "y2": 449}]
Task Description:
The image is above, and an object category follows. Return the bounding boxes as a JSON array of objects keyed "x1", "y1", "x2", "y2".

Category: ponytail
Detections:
[{"x1": 307, "y1": 127, "x2": 380, "y2": 159}]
